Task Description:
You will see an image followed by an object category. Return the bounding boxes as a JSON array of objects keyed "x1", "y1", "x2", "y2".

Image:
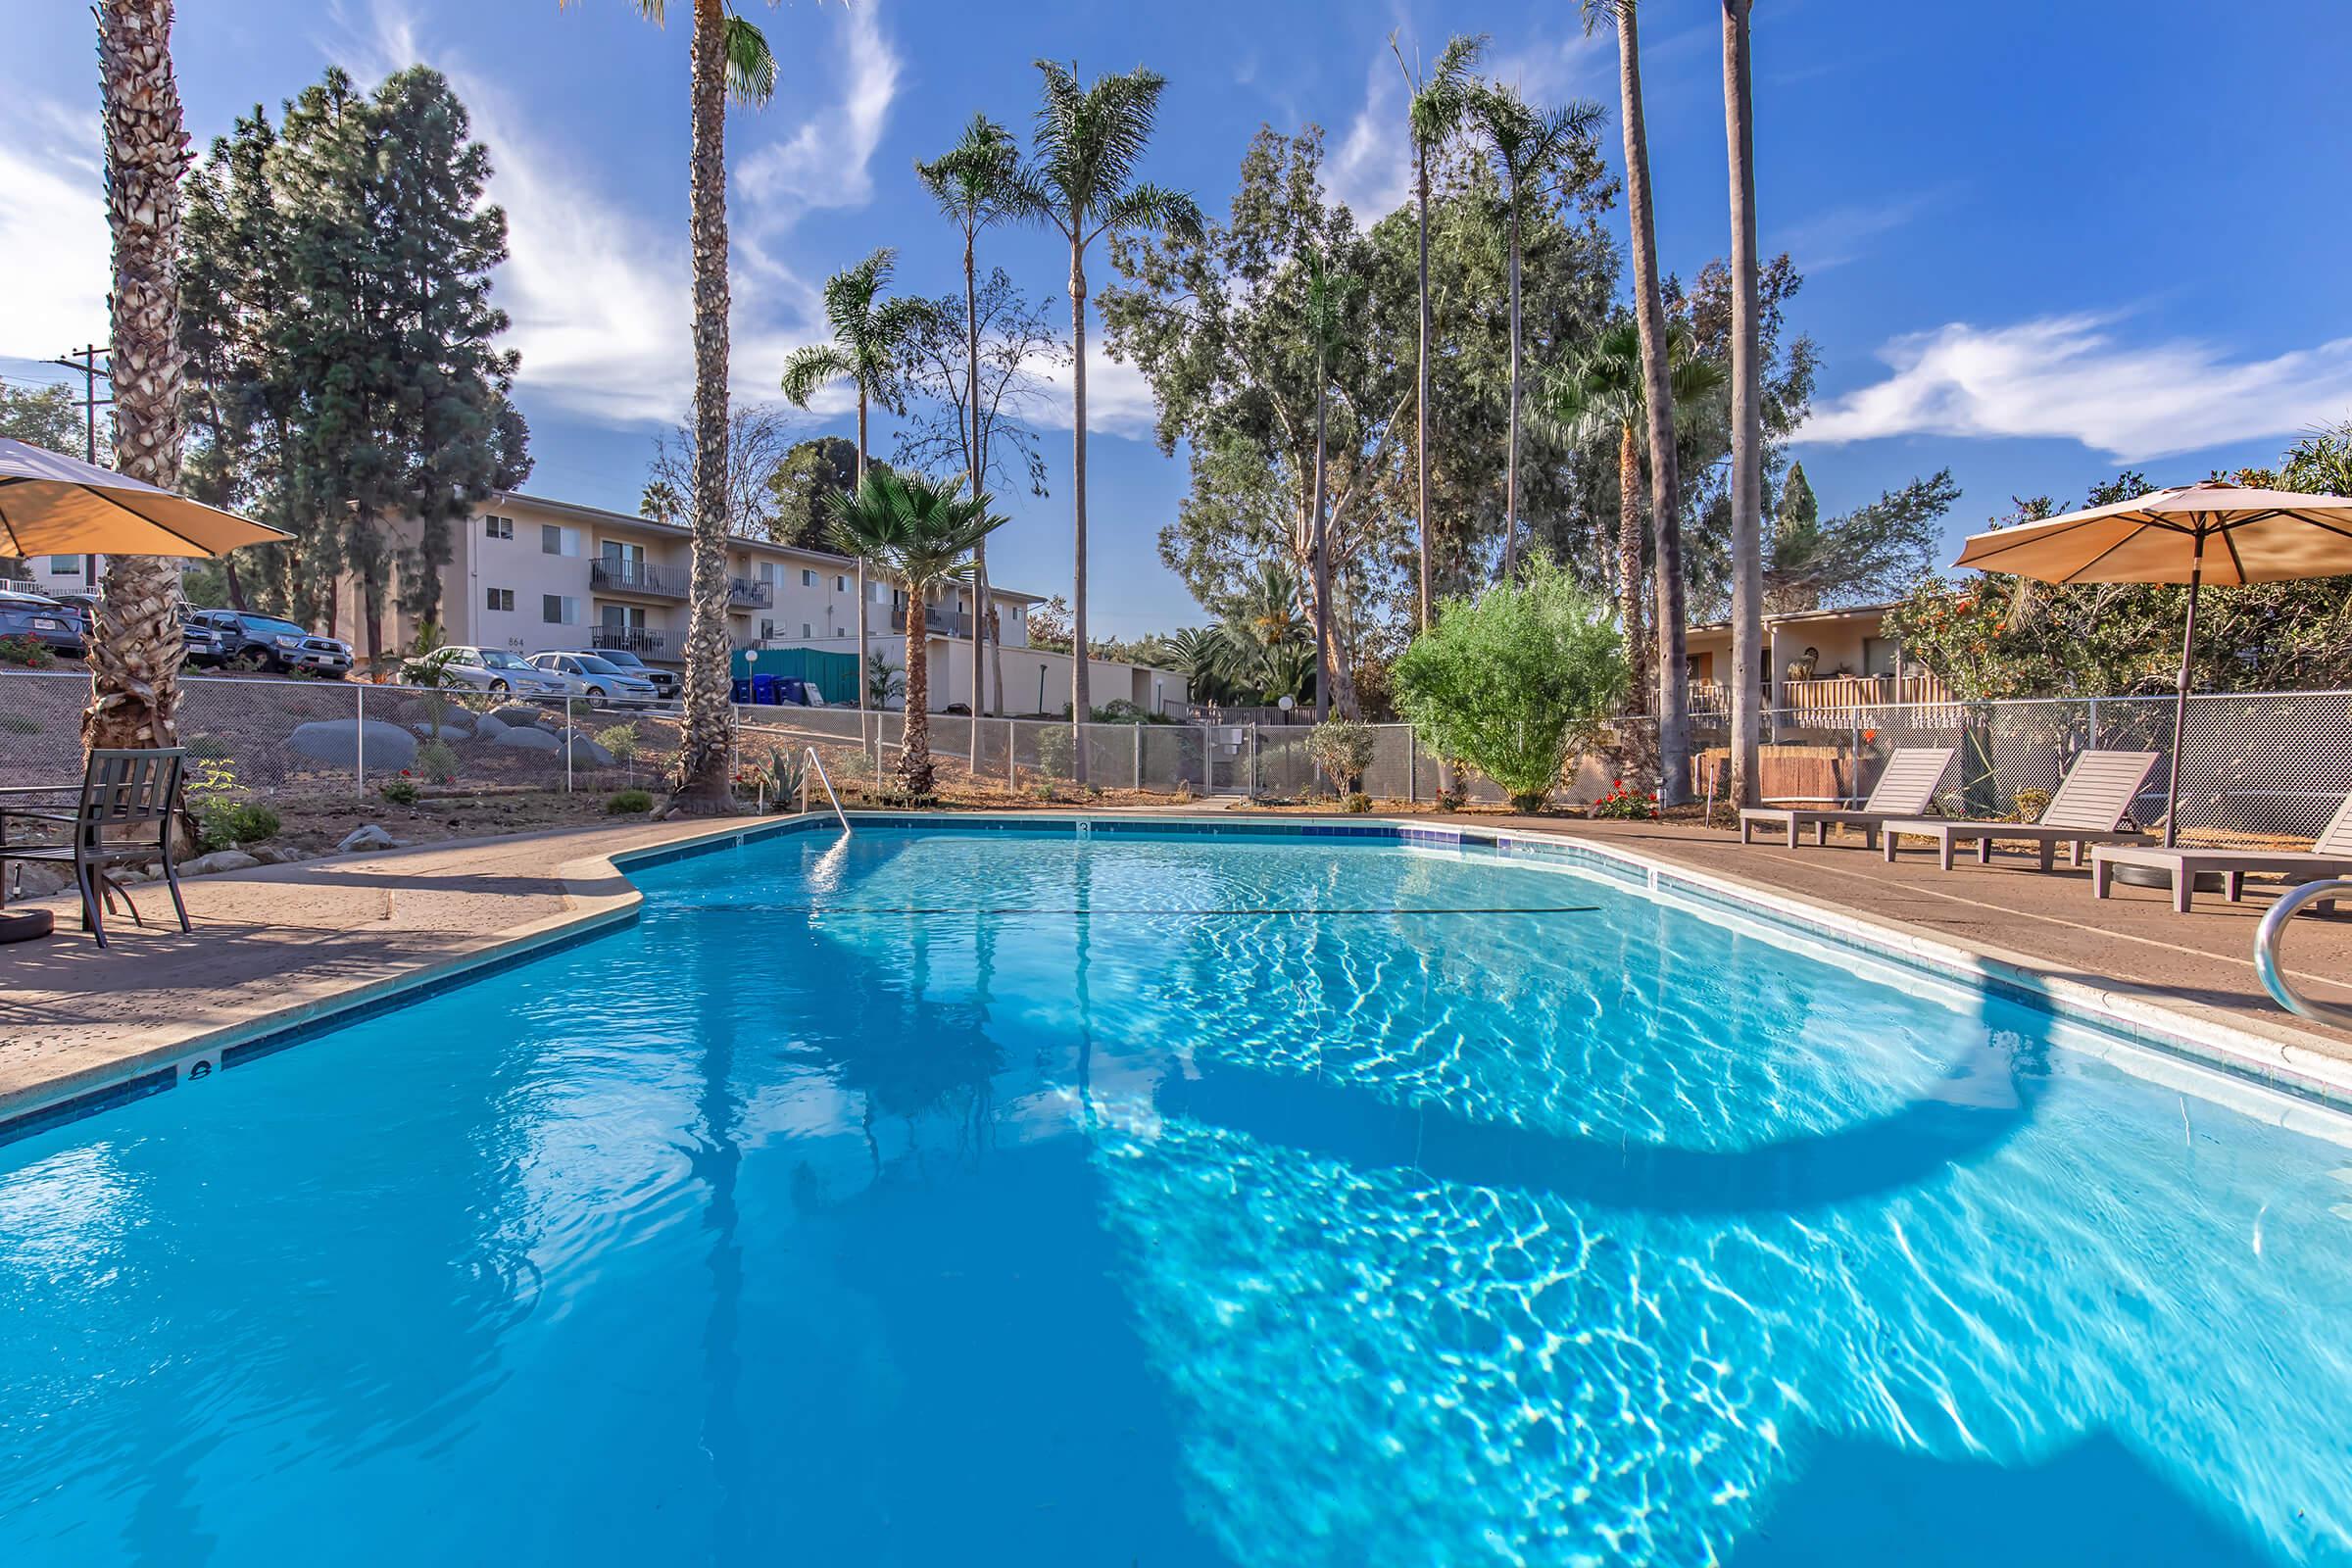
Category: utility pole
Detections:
[{"x1": 44, "y1": 344, "x2": 114, "y2": 586}]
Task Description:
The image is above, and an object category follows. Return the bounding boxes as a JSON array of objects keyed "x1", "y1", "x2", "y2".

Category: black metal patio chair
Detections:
[{"x1": 0, "y1": 747, "x2": 190, "y2": 948}]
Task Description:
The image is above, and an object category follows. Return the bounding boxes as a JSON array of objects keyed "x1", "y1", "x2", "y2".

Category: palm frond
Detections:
[
  {"x1": 914, "y1": 113, "x2": 1024, "y2": 230},
  {"x1": 720, "y1": 13, "x2": 776, "y2": 108},
  {"x1": 779, "y1": 343, "x2": 855, "y2": 408},
  {"x1": 1026, "y1": 60, "x2": 1173, "y2": 231},
  {"x1": 1405, "y1": 32, "x2": 1489, "y2": 143},
  {"x1": 1093, "y1": 180, "x2": 1202, "y2": 245}
]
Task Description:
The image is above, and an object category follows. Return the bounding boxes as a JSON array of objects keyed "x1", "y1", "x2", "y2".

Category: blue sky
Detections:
[{"x1": 6, "y1": 0, "x2": 2349, "y2": 634}]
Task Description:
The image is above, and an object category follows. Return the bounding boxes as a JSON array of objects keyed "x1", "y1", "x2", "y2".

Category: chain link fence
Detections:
[{"x1": 1, "y1": 672, "x2": 2345, "y2": 843}]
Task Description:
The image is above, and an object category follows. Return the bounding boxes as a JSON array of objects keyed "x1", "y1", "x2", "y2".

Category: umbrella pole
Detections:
[{"x1": 2163, "y1": 532, "x2": 2206, "y2": 849}]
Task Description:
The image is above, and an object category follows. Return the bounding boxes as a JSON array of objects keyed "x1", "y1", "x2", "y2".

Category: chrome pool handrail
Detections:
[
  {"x1": 2254, "y1": 879, "x2": 2352, "y2": 1027},
  {"x1": 801, "y1": 747, "x2": 851, "y2": 834}
]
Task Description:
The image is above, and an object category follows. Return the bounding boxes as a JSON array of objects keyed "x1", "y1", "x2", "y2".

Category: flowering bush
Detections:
[
  {"x1": 1589, "y1": 779, "x2": 1659, "y2": 820},
  {"x1": 377, "y1": 772, "x2": 422, "y2": 807}
]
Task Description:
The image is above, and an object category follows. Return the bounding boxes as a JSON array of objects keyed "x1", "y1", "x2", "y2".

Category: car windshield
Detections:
[
  {"x1": 594, "y1": 651, "x2": 643, "y2": 669},
  {"x1": 248, "y1": 618, "x2": 308, "y2": 638},
  {"x1": 570, "y1": 655, "x2": 623, "y2": 675},
  {"x1": 478, "y1": 650, "x2": 528, "y2": 670}
]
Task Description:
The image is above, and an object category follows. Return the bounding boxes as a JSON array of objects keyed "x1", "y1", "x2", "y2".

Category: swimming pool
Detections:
[{"x1": 3, "y1": 820, "x2": 2350, "y2": 1564}]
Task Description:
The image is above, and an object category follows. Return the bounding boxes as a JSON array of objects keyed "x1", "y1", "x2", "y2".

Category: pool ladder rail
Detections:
[
  {"x1": 2254, "y1": 879, "x2": 2352, "y2": 1028},
  {"x1": 799, "y1": 747, "x2": 852, "y2": 835}
]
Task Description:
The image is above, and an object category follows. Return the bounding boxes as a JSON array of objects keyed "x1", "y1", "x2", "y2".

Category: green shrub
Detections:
[
  {"x1": 378, "y1": 776, "x2": 422, "y2": 807},
  {"x1": 0, "y1": 635, "x2": 56, "y2": 668},
  {"x1": 415, "y1": 739, "x2": 460, "y2": 783},
  {"x1": 1035, "y1": 724, "x2": 1074, "y2": 780},
  {"x1": 185, "y1": 733, "x2": 233, "y2": 760},
  {"x1": 2011, "y1": 787, "x2": 2052, "y2": 823},
  {"x1": 1392, "y1": 559, "x2": 1629, "y2": 813},
  {"x1": 606, "y1": 787, "x2": 654, "y2": 814},
  {"x1": 1305, "y1": 717, "x2": 1377, "y2": 794},
  {"x1": 1342, "y1": 791, "x2": 1373, "y2": 814},
  {"x1": 196, "y1": 799, "x2": 279, "y2": 852},
  {"x1": 1589, "y1": 782, "x2": 1658, "y2": 820},
  {"x1": 0, "y1": 714, "x2": 39, "y2": 735}
]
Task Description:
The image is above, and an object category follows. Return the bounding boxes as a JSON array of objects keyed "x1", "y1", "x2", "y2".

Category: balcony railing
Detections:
[
  {"x1": 590, "y1": 560, "x2": 689, "y2": 598},
  {"x1": 729, "y1": 577, "x2": 774, "y2": 608},
  {"x1": 591, "y1": 626, "x2": 668, "y2": 656},
  {"x1": 1687, "y1": 672, "x2": 1955, "y2": 720},
  {"x1": 890, "y1": 605, "x2": 975, "y2": 638}
]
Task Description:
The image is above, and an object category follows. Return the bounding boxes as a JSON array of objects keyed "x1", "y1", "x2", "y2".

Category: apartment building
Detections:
[{"x1": 336, "y1": 490, "x2": 1186, "y2": 716}]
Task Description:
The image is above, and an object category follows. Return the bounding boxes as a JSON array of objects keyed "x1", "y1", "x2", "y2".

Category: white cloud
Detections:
[
  {"x1": 1798, "y1": 314, "x2": 2352, "y2": 462},
  {"x1": 0, "y1": 100, "x2": 111, "y2": 360},
  {"x1": 1024, "y1": 341, "x2": 1160, "y2": 441},
  {"x1": 1776, "y1": 186, "x2": 1950, "y2": 272},
  {"x1": 734, "y1": 2, "x2": 901, "y2": 225}
]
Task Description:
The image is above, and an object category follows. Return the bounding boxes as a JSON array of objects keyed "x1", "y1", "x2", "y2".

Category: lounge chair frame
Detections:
[
  {"x1": 1740, "y1": 747, "x2": 1956, "y2": 850},
  {"x1": 1881, "y1": 751, "x2": 2159, "y2": 872}
]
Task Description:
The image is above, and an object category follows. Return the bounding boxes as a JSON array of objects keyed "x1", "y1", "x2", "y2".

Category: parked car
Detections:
[
  {"x1": 578, "y1": 646, "x2": 676, "y2": 701},
  {"x1": 193, "y1": 611, "x2": 354, "y2": 678},
  {"x1": 527, "y1": 651, "x2": 659, "y2": 708},
  {"x1": 0, "y1": 591, "x2": 86, "y2": 661},
  {"x1": 402, "y1": 645, "x2": 574, "y2": 701},
  {"x1": 175, "y1": 606, "x2": 229, "y2": 666}
]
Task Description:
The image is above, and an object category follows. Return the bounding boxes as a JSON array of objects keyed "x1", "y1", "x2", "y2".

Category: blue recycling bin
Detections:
[
  {"x1": 751, "y1": 674, "x2": 781, "y2": 706},
  {"x1": 730, "y1": 677, "x2": 753, "y2": 705},
  {"x1": 777, "y1": 677, "x2": 808, "y2": 706}
]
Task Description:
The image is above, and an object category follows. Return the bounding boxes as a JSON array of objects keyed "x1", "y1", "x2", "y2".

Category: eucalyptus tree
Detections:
[
  {"x1": 1389, "y1": 31, "x2": 1485, "y2": 634},
  {"x1": 824, "y1": 470, "x2": 1004, "y2": 798},
  {"x1": 1463, "y1": 82, "x2": 1606, "y2": 580},
  {"x1": 1301, "y1": 244, "x2": 1359, "y2": 721},
  {"x1": 1542, "y1": 320, "x2": 1722, "y2": 722},
  {"x1": 780, "y1": 247, "x2": 932, "y2": 758},
  {"x1": 562, "y1": 0, "x2": 778, "y2": 812},
  {"x1": 1583, "y1": 0, "x2": 1694, "y2": 802},
  {"x1": 1009, "y1": 60, "x2": 1201, "y2": 785},
  {"x1": 915, "y1": 113, "x2": 1024, "y2": 754},
  {"x1": 1721, "y1": 0, "x2": 1765, "y2": 806},
  {"x1": 87, "y1": 0, "x2": 194, "y2": 752}
]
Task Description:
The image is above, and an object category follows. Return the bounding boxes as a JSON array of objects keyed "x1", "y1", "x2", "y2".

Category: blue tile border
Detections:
[{"x1": 4, "y1": 808, "x2": 2346, "y2": 1150}]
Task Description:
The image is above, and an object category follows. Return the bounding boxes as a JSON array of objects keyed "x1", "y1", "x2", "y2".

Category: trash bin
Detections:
[
  {"x1": 751, "y1": 674, "x2": 781, "y2": 706},
  {"x1": 731, "y1": 677, "x2": 753, "y2": 705}
]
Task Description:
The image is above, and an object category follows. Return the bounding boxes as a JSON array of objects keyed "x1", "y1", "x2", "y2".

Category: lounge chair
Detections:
[
  {"x1": 0, "y1": 747, "x2": 190, "y2": 948},
  {"x1": 1740, "y1": 746, "x2": 1955, "y2": 850},
  {"x1": 2091, "y1": 790, "x2": 2352, "y2": 913},
  {"x1": 1882, "y1": 750, "x2": 2159, "y2": 871}
]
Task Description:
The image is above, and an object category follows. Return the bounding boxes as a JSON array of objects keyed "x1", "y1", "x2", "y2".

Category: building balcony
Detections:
[
  {"x1": 1688, "y1": 672, "x2": 1954, "y2": 720},
  {"x1": 591, "y1": 625, "x2": 669, "y2": 657},
  {"x1": 728, "y1": 577, "x2": 773, "y2": 608},
  {"x1": 591, "y1": 560, "x2": 689, "y2": 598},
  {"x1": 890, "y1": 604, "x2": 975, "y2": 639}
]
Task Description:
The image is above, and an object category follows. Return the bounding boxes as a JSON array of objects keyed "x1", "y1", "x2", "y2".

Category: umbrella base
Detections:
[{"x1": 0, "y1": 908, "x2": 55, "y2": 944}]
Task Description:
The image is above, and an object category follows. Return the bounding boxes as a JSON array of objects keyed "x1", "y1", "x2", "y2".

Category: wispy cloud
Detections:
[
  {"x1": 0, "y1": 100, "x2": 111, "y2": 362},
  {"x1": 1777, "y1": 185, "x2": 1953, "y2": 272},
  {"x1": 735, "y1": 2, "x2": 901, "y2": 226},
  {"x1": 1799, "y1": 313, "x2": 2352, "y2": 461}
]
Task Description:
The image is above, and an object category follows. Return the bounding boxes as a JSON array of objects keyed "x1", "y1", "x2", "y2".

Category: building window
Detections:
[
  {"x1": 485, "y1": 587, "x2": 514, "y2": 612},
  {"x1": 47, "y1": 556, "x2": 78, "y2": 572},
  {"x1": 543, "y1": 594, "x2": 577, "y2": 624},
  {"x1": 801, "y1": 568, "x2": 817, "y2": 588},
  {"x1": 541, "y1": 523, "x2": 580, "y2": 557},
  {"x1": 802, "y1": 622, "x2": 812, "y2": 639},
  {"x1": 483, "y1": 514, "x2": 513, "y2": 540},
  {"x1": 834, "y1": 574, "x2": 847, "y2": 593}
]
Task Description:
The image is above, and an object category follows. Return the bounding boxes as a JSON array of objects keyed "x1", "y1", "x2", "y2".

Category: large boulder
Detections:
[
  {"x1": 183, "y1": 849, "x2": 260, "y2": 876},
  {"x1": 564, "y1": 736, "x2": 615, "y2": 768},
  {"x1": 469, "y1": 712, "x2": 510, "y2": 739},
  {"x1": 411, "y1": 719, "x2": 472, "y2": 741},
  {"x1": 287, "y1": 718, "x2": 416, "y2": 773},
  {"x1": 493, "y1": 726, "x2": 563, "y2": 755},
  {"x1": 488, "y1": 704, "x2": 546, "y2": 729},
  {"x1": 336, "y1": 824, "x2": 399, "y2": 854}
]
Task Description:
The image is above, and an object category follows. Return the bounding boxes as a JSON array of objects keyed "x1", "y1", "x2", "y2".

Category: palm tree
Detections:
[
  {"x1": 1464, "y1": 82, "x2": 1603, "y2": 580},
  {"x1": 1584, "y1": 0, "x2": 1694, "y2": 805},
  {"x1": 1389, "y1": 32, "x2": 1485, "y2": 633},
  {"x1": 1211, "y1": 560, "x2": 1311, "y2": 705},
  {"x1": 914, "y1": 114, "x2": 1024, "y2": 765},
  {"x1": 1010, "y1": 61, "x2": 1200, "y2": 784},
  {"x1": 1542, "y1": 321, "x2": 1723, "y2": 729},
  {"x1": 1722, "y1": 0, "x2": 1765, "y2": 807},
  {"x1": 86, "y1": 0, "x2": 196, "y2": 754},
  {"x1": 780, "y1": 247, "x2": 931, "y2": 775},
  {"x1": 563, "y1": 0, "x2": 777, "y2": 812},
  {"x1": 825, "y1": 470, "x2": 1004, "y2": 798}
]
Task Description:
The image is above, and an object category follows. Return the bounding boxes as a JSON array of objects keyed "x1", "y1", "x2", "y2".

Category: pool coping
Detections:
[{"x1": 6, "y1": 807, "x2": 2351, "y2": 1149}]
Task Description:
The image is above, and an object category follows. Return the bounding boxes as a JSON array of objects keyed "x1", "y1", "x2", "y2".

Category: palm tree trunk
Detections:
[
  {"x1": 86, "y1": 0, "x2": 191, "y2": 755},
  {"x1": 1068, "y1": 242, "x2": 1091, "y2": 783},
  {"x1": 1616, "y1": 420, "x2": 1648, "y2": 711},
  {"x1": 1502, "y1": 205, "x2": 1524, "y2": 580},
  {"x1": 902, "y1": 613, "x2": 931, "y2": 796},
  {"x1": 1620, "y1": 2, "x2": 1690, "y2": 806},
  {"x1": 1413, "y1": 134, "x2": 1434, "y2": 634},
  {"x1": 855, "y1": 388, "x2": 873, "y2": 777},
  {"x1": 1723, "y1": 0, "x2": 1765, "y2": 808},
  {"x1": 964, "y1": 228, "x2": 988, "y2": 770},
  {"x1": 1311, "y1": 370, "x2": 1331, "y2": 724},
  {"x1": 665, "y1": 0, "x2": 737, "y2": 813}
]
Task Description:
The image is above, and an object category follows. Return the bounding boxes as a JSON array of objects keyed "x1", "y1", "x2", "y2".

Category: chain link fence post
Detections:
[
  {"x1": 564, "y1": 698, "x2": 575, "y2": 795},
  {"x1": 354, "y1": 681, "x2": 366, "y2": 798}
]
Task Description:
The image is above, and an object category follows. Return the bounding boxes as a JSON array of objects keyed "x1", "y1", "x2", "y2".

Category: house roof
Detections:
[
  {"x1": 1687, "y1": 599, "x2": 1900, "y2": 635},
  {"x1": 493, "y1": 489, "x2": 1050, "y2": 605}
]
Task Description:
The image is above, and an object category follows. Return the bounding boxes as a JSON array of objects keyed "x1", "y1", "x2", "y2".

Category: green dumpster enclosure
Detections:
[{"x1": 731, "y1": 646, "x2": 859, "y2": 705}]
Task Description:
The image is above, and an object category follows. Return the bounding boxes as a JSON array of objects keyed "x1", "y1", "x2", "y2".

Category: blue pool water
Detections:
[{"x1": 3, "y1": 824, "x2": 2351, "y2": 1564}]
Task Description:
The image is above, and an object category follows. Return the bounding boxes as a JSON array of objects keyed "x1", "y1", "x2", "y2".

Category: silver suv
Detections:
[{"x1": 403, "y1": 645, "x2": 573, "y2": 700}]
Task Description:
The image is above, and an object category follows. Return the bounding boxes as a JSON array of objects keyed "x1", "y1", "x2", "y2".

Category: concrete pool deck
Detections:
[{"x1": 3, "y1": 808, "x2": 2350, "y2": 1134}]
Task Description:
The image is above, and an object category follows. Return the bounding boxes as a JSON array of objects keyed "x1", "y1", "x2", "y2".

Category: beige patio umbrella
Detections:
[
  {"x1": 1951, "y1": 478, "x2": 2352, "y2": 845},
  {"x1": 0, "y1": 437, "x2": 288, "y2": 558}
]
